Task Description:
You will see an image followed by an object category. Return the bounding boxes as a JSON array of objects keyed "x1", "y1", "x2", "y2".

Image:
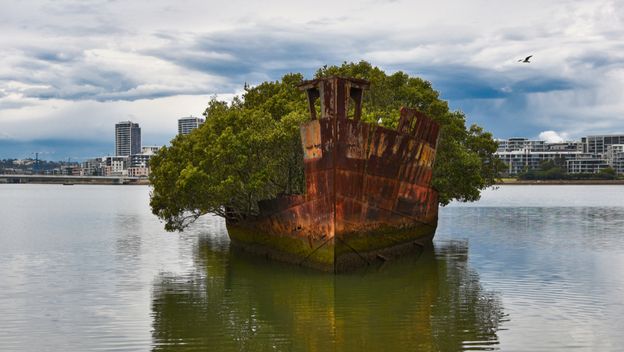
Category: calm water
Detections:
[{"x1": 1, "y1": 184, "x2": 623, "y2": 351}]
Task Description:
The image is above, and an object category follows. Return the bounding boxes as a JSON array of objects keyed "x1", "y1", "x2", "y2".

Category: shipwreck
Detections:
[{"x1": 226, "y1": 76, "x2": 441, "y2": 272}]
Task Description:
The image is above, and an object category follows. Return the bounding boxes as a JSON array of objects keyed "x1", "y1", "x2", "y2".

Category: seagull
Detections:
[{"x1": 518, "y1": 55, "x2": 533, "y2": 63}]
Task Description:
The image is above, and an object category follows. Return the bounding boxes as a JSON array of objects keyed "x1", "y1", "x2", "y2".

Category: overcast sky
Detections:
[{"x1": 1, "y1": 0, "x2": 623, "y2": 159}]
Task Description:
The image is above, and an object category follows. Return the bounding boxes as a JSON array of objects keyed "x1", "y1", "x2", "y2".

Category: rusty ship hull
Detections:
[{"x1": 227, "y1": 77, "x2": 440, "y2": 272}]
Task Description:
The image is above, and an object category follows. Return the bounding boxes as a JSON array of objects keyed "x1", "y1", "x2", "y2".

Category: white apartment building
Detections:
[
  {"x1": 606, "y1": 144, "x2": 624, "y2": 174},
  {"x1": 567, "y1": 157, "x2": 610, "y2": 174},
  {"x1": 495, "y1": 138, "x2": 583, "y2": 175},
  {"x1": 582, "y1": 135, "x2": 624, "y2": 155},
  {"x1": 494, "y1": 135, "x2": 624, "y2": 175},
  {"x1": 496, "y1": 138, "x2": 546, "y2": 152},
  {"x1": 106, "y1": 156, "x2": 129, "y2": 176},
  {"x1": 496, "y1": 150, "x2": 582, "y2": 175}
]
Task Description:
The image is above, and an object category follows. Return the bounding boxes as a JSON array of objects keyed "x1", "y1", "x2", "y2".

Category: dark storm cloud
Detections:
[
  {"x1": 386, "y1": 63, "x2": 576, "y2": 101},
  {"x1": 0, "y1": 20, "x2": 606, "y2": 112},
  {"x1": 143, "y1": 24, "x2": 389, "y2": 84},
  {"x1": 2, "y1": 0, "x2": 624, "y2": 152},
  {"x1": 410, "y1": 65, "x2": 511, "y2": 100},
  {"x1": 0, "y1": 138, "x2": 112, "y2": 160},
  {"x1": 1, "y1": 46, "x2": 214, "y2": 102},
  {"x1": 511, "y1": 77, "x2": 575, "y2": 94}
]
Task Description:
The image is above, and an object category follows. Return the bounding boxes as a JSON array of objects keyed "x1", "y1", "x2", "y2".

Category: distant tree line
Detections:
[
  {"x1": 518, "y1": 159, "x2": 618, "y2": 180},
  {"x1": 0, "y1": 158, "x2": 77, "y2": 174}
]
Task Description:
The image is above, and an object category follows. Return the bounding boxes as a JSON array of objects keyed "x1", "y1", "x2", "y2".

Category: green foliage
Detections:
[
  {"x1": 315, "y1": 61, "x2": 505, "y2": 203},
  {"x1": 149, "y1": 75, "x2": 308, "y2": 231},
  {"x1": 599, "y1": 167, "x2": 617, "y2": 178},
  {"x1": 518, "y1": 161, "x2": 617, "y2": 180},
  {"x1": 150, "y1": 62, "x2": 505, "y2": 231}
]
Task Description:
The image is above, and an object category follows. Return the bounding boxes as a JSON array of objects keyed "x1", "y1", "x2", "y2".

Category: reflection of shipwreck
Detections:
[{"x1": 227, "y1": 76, "x2": 441, "y2": 272}]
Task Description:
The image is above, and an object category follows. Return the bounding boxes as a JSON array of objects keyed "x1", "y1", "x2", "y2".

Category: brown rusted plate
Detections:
[{"x1": 230, "y1": 77, "x2": 441, "y2": 272}]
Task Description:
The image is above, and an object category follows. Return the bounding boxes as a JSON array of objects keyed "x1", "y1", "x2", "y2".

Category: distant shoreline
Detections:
[
  {"x1": 0, "y1": 174, "x2": 150, "y2": 185},
  {"x1": 3, "y1": 174, "x2": 623, "y2": 186},
  {"x1": 496, "y1": 179, "x2": 624, "y2": 185}
]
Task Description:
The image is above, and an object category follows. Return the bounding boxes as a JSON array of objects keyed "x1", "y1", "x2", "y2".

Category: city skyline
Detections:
[
  {"x1": 2, "y1": 1, "x2": 624, "y2": 160},
  {"x1": 4, "y1": 118, "x2": 624, "y2": 163}
]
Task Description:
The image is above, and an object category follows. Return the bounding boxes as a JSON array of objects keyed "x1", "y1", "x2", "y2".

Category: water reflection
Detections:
[
  {"x1": 151, "y1": 237, "x2": 505, "y2": 351},
  {"x1": 442, "y1": 207, "x2": 624, "y2": 251}
]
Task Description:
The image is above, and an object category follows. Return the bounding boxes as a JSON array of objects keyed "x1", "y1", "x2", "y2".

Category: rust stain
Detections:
[
  {"x1": 301, "y1": 120, "x2": 322, "y2": 160},
  {"x1": 229, "y1": 76, "x2": 441, "y2": 271}
]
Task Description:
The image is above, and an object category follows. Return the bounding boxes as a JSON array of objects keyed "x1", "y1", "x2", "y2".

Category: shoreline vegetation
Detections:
[{"x1": 503, "y1": 159, "x2": 623, "y2": 184}]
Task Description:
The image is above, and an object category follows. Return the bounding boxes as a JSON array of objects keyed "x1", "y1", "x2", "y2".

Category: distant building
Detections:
[
  {"x1": 496, "y1": 150, "x2": 582, "y2": 175},
  {"x1": 141, "y1": 146, "x2": 161, "y2": 155},
  {"x1": 115, "y1": 121, "x2": 141, "y2": 156},
  {"x1": 81, "y1": 157, "x2": 107, "y2": 176},
  {"x1": 106, "y1": 156, "x2": 129, "y2": 176},
  {"x1": 178, "y1": 116, "x2": 204, "y2": 135},
  {"x1": 129, "y1": 154, "x2": 151, "y2": 168},
  {"x1": 567, "y1": 157, "x2": 610, "y2": 174},
  {"x1": 495, "y1": 137, "x2": 583, "y2": 175},
  {"x1": 546, "y1": 142, "x2": 583, "y2": 152},
  {"x1": 606, "y1": 144, "x2": 624, "y2": 174},
  {"x1": 496, "y1": 135, "x2": 624, "y2": 175},
  {"x1": 127, "y1": 167, "x2": 150, "y2": 178},
  {"x1": 582, "y1": 135, "x2": 624, "y2": 155},
  {"x1": 496, "y1": 138, "x2": 546, "y2": 152}
]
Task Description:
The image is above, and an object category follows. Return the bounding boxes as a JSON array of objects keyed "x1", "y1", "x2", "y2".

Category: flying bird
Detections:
[{"x1": 518, "y1": 55, "x2": 533, "y2": 63}]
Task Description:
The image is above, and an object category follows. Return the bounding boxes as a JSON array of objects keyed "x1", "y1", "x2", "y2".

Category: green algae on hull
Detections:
[{"x1": 227, "y1": 221, "x2": 437, "y2": 272}]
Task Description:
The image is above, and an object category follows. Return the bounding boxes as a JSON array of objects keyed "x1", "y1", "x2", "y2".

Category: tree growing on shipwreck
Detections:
[{"x1": 150, "y1": 61, "x2": 504, "y2": 270}]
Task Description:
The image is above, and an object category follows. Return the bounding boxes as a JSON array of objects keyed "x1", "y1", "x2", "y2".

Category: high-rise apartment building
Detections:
[
  {"x1": 178, "y1": 116, "x2": 204, "y2": 135},
  {"x1": 115, "y1": 121, "x2": 141, "y2": 156}
]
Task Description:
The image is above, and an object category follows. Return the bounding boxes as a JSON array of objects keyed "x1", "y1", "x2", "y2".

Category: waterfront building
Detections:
[
  {"x1": 494, "y1": 136, "x2": 624, "y2": 175},
  {"x1": 567, "y1": 157, "x2": 610, "y2": 174},
  {"x1": 115, "y1": 121, "x2": 141, "y2": 156},
  {"x1": 129, "y1": 154, "x2": 151, "y2": 168},
  {"x1": 606, "y1": 144, "x2": 624, "y2": 174},
  {"x1": 81, "y1": 157, "x2": 107, "y2": 176},
  {"x1": 581, "y1": 135, "x2": 624, "y2": 155},
  {"x1": 106, "y1": 156, "x2": 129, "y2": 176},
  {"x1": 127, "y1": 167, "x2": 149, "y2": 177},
  {"x1": 546, "y1": 142, "x2": 583, "y2": 152},
  {"x1": 178, "y1": 116, "x2": 204, "y2": 135},
  {"x1": 496, "y1": 150, "x2": 581, "y2": 175},
  {"x1": 496, "y1": 137, "x2": 547, "y2": 152}
]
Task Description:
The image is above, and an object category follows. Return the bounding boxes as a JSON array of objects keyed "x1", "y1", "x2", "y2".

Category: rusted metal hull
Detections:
[
  {"x1": 227, "y1": 77, "x2": 440, "y2": 272},
  {"x1": 228, "y1": 112, "x2": 439, "y2": 272}
]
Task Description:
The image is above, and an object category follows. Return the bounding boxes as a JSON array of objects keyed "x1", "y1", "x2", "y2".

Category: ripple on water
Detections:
[{"x1": 1, "y1": 185, "x2": 624, "y2": 351}]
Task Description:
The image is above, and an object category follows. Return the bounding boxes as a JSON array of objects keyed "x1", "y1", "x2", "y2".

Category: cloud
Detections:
[
  {"x1": 0, "y1": 138, "x2": 113, "y2": 160},
  {"x1": 538, "y1": 130, "x2": 569, "y2": 143},
  {"x1": 0, "y1": 46, "x2": 227, "y2": 102},
  {"x1": 1, "y1": 0, "x2": 624, "y2": 159},
  {"x1": 0, "y1": 94, "x2": 216, "y2": 153}
]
